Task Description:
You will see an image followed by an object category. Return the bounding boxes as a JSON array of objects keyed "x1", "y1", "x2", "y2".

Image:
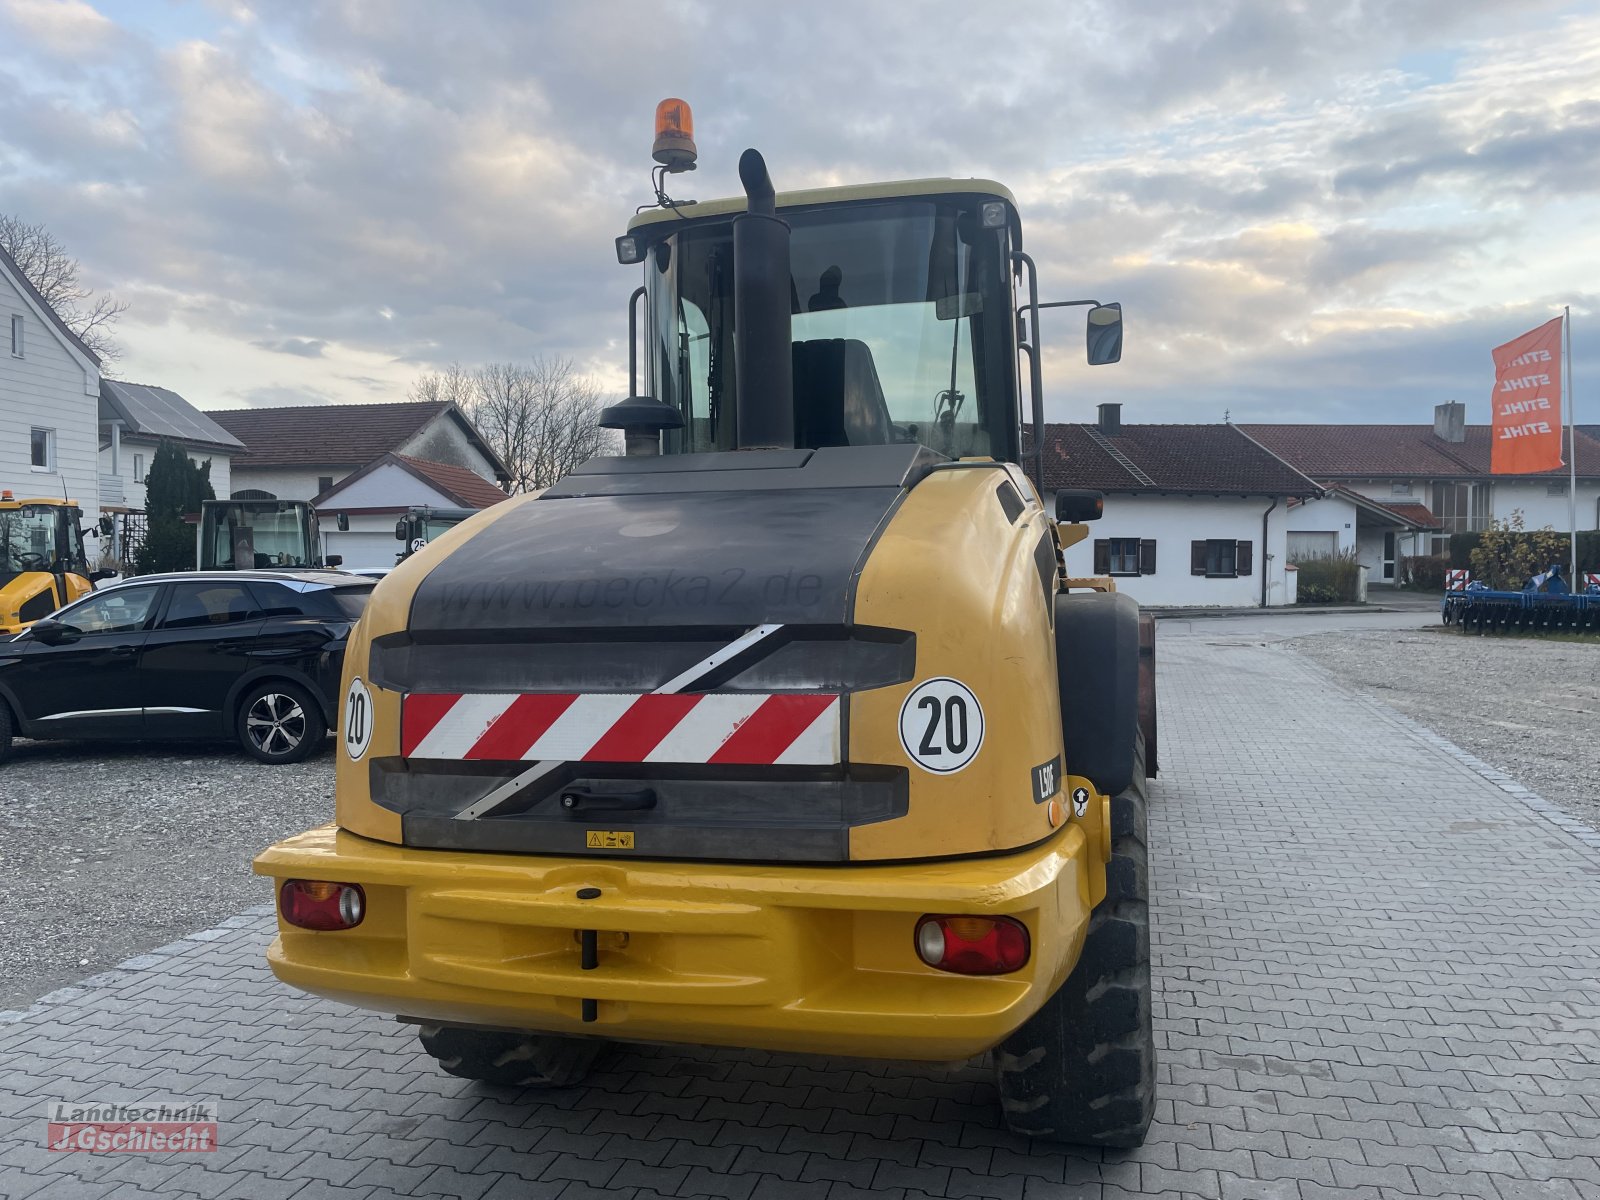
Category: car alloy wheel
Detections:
[{"x1": 246, "y1": 691, "x2": 307, "y2": 757}]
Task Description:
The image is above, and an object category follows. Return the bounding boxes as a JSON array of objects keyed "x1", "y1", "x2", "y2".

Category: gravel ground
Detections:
[
  {"x1": 0, "y1": 736, "x2": 332, "y2": 1011},
  {"x1": 1288, "y1": 625, "x2": 1600, "y2": 831}
]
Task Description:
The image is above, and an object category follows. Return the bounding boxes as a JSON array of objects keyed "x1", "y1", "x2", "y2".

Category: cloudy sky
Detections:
[{"x1": 2, "y1": 0, "x2": 1596, "y2": 426}]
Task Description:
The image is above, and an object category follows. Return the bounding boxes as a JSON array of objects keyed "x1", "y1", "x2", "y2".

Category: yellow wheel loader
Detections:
[
  {"x1": 0, "y1": 493, "x2": 111, "y2": 635},
  {"x1": 256, "y1": 104, "x2": 1159, "y2": 1146}
]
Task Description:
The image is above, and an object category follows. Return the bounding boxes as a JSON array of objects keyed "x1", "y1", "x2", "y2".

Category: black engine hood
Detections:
[{"x1": 406, "y1": 444, "x2": 941, "y2": 634}]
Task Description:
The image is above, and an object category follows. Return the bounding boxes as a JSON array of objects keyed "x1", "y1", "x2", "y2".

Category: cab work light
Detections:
[
  {"x1": 915, "y1": 915, "x2": 1030, "y2": 975},
  {"x1": 280, "y1": 880, "x2": 365, "y2": 930}
]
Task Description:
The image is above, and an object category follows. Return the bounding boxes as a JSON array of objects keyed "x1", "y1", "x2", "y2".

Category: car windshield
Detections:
[{"x1": 645, "y1": 198, "x2": 1017, "y2": 461}]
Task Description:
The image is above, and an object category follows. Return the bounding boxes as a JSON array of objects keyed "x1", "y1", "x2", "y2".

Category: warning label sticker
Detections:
[{"x1": 586, "y1": 831, "x2": 635, "y2": 849}]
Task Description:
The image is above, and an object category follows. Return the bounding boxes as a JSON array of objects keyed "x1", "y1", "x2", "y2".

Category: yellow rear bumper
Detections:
[{"x1": 253, "y1": 825, "x2": 1095, "y2": 1060}]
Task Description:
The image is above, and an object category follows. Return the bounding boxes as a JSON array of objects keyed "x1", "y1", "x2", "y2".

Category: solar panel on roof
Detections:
[{"x1": 101, "y1": 381, "x2": 244, "y2": 449}]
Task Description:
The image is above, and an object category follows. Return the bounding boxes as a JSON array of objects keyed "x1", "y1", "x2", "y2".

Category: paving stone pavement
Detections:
[{"x1": 2, "y1": 632, "x2": 1598, "y2": 1200}]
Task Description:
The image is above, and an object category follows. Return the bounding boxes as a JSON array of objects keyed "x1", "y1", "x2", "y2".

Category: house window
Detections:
[
  {"x1": 1390, "y1": 481, "x2": 1412, "y2": 496},
  {"x1": 1431, "y1": 481, "x2": 1489, "y2": 535},
  {"x1": 317, "y1": 476, "x2": 334, "y2": 494},
  {"x1": 133, "y1": 453, "x2": 145, "y2": 482},
  {"x1": 30, "y1": 427, "x2": 54, "y2": 471},
  {"x1": 10, "y1": 314, "x2": 22, "y2": 358},
  {"x1": 1547, "y1": 481, "x2": 1568, "y2": 496},
  {"x1": 1192, "y1": 539, "x2": 1252, "y2": 578},
  {"x1": 1094, "y1": 538, "x2": 1156, "y2": 576}
]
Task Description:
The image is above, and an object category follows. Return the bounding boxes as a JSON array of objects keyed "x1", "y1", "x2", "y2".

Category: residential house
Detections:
[
  {"x1": 313, "y1": 452, "x2": 510, "y2": 568},
  {"x1": 1245, "y1": 402, "x2": 1600, "y2": 582},
  {"x1": 1042, "y1": 405, "x2": 1322, "y2": 607},
  {"x1": 98, "y1": 379, "x2": 244, "y2": 531},
  {"x1": 208, "y1": 400, "x2": 509, "y2": 503},
  {"x1": 0, "y1": 241, "x2": 105, "y2": 536}
]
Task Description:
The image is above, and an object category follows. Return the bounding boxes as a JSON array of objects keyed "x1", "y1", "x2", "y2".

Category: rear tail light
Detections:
[
  {"x1": 280, "y1": 880, "x2": 365, "y2": 930},
  {"x1": 915, "y1": 915, "x2": 1030, "y2": 975}
]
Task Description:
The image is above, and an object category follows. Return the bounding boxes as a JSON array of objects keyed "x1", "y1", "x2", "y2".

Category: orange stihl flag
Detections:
[{"x1": 1490, "y1": 316, "x2": 1564, "y2": 474}]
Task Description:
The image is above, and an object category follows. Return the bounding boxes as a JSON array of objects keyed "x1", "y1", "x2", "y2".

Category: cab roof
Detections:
[{"x1": 626, "y1": 177, "x2": 1019, "y2": 233}]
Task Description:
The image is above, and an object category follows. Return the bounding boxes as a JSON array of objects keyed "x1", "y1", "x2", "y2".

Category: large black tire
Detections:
[
  {"x1": 994, "y1": 742, "x2": 1155, "y2": 1147},
  {"x1": 1055, "y1": 592, "x2": 1141, "y2": 796},
  {"x1": 417, "y1": 1024, "x2": 606, "y2": 1087},
  {"x1": 235, "y1": 681, "x2": 326, "y2": 765}
]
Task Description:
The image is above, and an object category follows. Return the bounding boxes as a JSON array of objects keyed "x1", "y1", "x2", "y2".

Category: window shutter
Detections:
[
  {"x1": 1235, "y1": 540, "x2": 1253, "y2": 576},
  {"x1": 1191, "y1": 540, "x2": 1207, "y2": 575},
  {"x1": 1093, "y1": 539, "x2": 1109, "y2": 575},
  {"x1": 1139, "y1": 540, "x2": 1157, "y2": 575}
]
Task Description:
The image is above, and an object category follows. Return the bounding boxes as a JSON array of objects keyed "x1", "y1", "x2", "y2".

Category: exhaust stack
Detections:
[{"x1": 732, "y1": 149, "x2": 795, "y2": 450}]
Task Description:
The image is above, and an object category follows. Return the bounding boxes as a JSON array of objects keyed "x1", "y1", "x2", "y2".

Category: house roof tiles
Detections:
[
  {"x1": 311, "y1": 452, "x2": 508, "y2": 510},
  {"x1": 394, "y1": 454, "x2": 509, "y2": 508},
  {"x1": 1040, "y1": 423, "x2": 1321, "y2": 496},
  {"x1": 1241, "y1": 423, "x2": 1600, "y2": 479},
  {"x1": 207, "y1": 400, "x2": 497, "y2": 470}
]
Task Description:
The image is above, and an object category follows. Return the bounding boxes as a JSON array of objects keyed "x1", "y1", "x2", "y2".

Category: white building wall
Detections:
[
  {"x1": 229, "y1": 465, "x2": 358, "y2": 502},
  {"x1": 399, "y1": 414, "x2": 498, "y2": 481},
  {"x1": 98, "y1": 439, "x2": 231, "y2": 512},
  {"x1": 1490, "y1": 479, "x2": 1600, "y2": 531},
  {"x1": 318, "y1": 462, "x2": 456, "y2": 510},
  {"x1": 1057, "y1": 493, "x2": 1293, "y2": 608},
  {"x1": 0, "y1": 268, "x2": 102, "y2": 531}
]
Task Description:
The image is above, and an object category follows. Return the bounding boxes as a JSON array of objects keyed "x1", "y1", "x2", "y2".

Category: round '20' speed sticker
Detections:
[
  {"x1": 898, "y1": 677, "x2": 985, "y2": 774},
  {"x1": 343, "y1": 677, "x2": 374, "y2": 760}
]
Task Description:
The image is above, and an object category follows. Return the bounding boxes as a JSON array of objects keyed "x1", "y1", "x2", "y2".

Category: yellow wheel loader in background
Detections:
[
  {"x1": 0, "y1": 493, "x2": 112, "y2": 635},
  {"x1": 256, "y1": 102, "x2": 1159, "y2": 1146}
]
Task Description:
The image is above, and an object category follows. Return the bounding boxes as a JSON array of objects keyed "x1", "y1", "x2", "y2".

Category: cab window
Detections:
[{"x1": 59, "y1": 587, "x2": 159, "y2": 635}]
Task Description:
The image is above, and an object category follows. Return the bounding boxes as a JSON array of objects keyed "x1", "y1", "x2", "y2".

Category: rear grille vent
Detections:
[{"x1": 370, "y1": 626, "x2": 914, "y2": 696}]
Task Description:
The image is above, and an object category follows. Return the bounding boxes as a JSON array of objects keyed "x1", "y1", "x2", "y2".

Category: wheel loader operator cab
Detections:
[{"x1": 642, "y1": 197, "x2": 1022, "y2": 464}]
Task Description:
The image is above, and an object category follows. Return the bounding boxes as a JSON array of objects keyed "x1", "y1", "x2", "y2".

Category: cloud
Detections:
[
  {"x1": 0, "y1": 0, "x2": 1595, "y2": 429},
  {"x1": 252, "y1": 337, "x2": 327, "y2": 357},
  {"x1": 233, "y1": 385, "x2": 334, "y2": 408},
  {"x1": 0, "y1": 0, "x2": 116, "y2": 56}
]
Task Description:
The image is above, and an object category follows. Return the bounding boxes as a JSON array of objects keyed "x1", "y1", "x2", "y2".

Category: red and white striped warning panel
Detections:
[
  {"x1": 401, "y1": 692, "x2": 841, "y2": 765},
  {"x1": 1585, "y1": 572, "x2": 1600, "y2": 591},
  {"x1": 1446, "y1": 569, "x2": 1470, "y2": 590}
]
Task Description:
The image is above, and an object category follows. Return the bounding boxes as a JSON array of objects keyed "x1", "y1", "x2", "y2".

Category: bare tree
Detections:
[
  {"x1": 407, "y1": 361, "x2": 474, "y2": 408},
  {"x1": 411, "y1": 357, "x2": 616, "y2": 492},
  {"x1": 0, "y1": 213, "x2": 127, "y2": 363}
]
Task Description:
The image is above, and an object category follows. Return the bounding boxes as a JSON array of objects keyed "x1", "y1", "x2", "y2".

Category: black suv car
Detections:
[{"x1": 0, "y1": 570, "x2": 374, "y2": 765}]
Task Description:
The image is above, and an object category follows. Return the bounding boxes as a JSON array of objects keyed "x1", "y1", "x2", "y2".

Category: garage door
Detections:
[{"x1": 1288, "y1": 531, "x2": 1338, "y2": 561}]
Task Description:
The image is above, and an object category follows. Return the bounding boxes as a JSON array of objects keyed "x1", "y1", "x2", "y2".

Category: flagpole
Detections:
[{"x1": 1567, "y1": 305, "x2": 1577, "y2": 585}]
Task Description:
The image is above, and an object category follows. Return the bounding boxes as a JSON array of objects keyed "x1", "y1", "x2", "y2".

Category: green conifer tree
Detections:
[{"x1": 135, "y1": 439, "x2": 214, "y2": 574}]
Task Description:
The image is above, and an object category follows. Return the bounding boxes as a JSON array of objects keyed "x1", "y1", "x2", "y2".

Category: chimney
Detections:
[
  {"x1": 1097, "y1": 402, "x2": 1122, "y2": 436},
  {"x1": 1433, "y1": 401, "x2": 1465, "y2": 443}
]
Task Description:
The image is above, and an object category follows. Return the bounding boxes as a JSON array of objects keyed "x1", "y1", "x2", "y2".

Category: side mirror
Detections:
[
  {"x1": 1086, "y1": 302, "x2": 1123, "y2": 366},
  {"x1": 325, "y1": 554, "x2": 344, "y2": 569},
  {"x1": 336, "y1": 513, "x2": 350, "y2": 532},
  {"x1": 394, "y1": 519, "x2": 408, "y2": 541},
  {"x1": 30, "y1": 618, "x2": 79, "y2": 646},
  {"x1": 98, "y1": 516, "x2": 115, "y2": 536},
  {"x1": 88, "y1": 568, "x2": 117, "y2": 584},
  {"x1": 1055, "y1": 489, "x2": 1104, "y2": 523}
]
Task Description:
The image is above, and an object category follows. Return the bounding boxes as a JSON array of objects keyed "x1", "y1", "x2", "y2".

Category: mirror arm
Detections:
[{"x1": 1011, "y1": 252, "x2": 1047, "y2": 497}]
